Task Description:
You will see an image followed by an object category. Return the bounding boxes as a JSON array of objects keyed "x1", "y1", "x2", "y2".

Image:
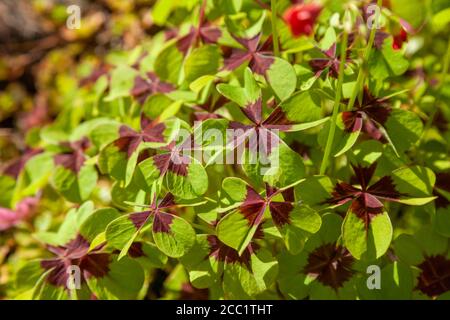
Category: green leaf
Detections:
[
  {"x1": 179, "y1": 235, "x2": 217, "y2": 288},
  {"x1": 343, "y1": 210, "x2": 393, "y2": 260},
  {"x1": 184, "y1": 45, "x2": 222, "y2": 83},
  {"x1": 216, "y1": 207, "x2": 259, "y2": 255},
  {"x1": 216, "y1": 68, "x2": 260, "y2": 107},
  {"x1": 295, "y1": 175, "x2": 335, "y2": 209},
  {"x1": 104, "y1": 65, "x2": 138, "y2": 101},
  {"x1": 154, "y1": 41, "x2": 184, "y2": 84},
  {"x1": 105, "y1": 213, "x2": 147, "y2": 251},
  {"x1": 278, "y1": 89, "x2": 324, "y2": 123},
  {"x1": 223, "y1": 248, "x2": 278, "y2": 298},
  {"x1": 87, "y1": 256, "x2": 144, "y2": 299},
  {"x1": 79, "y1": 208, "x2": 121, "y2": 243},
  {"x1": 384, "y1": 109, "x2": 423, "y2": 154},
  {"x1": 266, "y1": 57, "x2": 296, "y2": 101},
  {"x1": 369, "y1": 37, "x2": 409, "y2": 80},
  {"x1": 52, "y1": 164, "x2": 98, "y2": 203},
  {"x1": 277, "y1": 205, "x2": 322, "y2": 254},
  {"x1": 152, "y1": 212, "x2": 196, "y2": 258},
  {"x1": 391, "y1": 0, "x2": 427, "y2": 29},
  {"x1": 132, "y1": 242, "x2": 168, "y2": 269},
  {"x1": 391, "y1": 165, "x2": 436, "y2": 202},
  {"x1": 258, "y1": 140, "x2": 306, "y2": 188}
]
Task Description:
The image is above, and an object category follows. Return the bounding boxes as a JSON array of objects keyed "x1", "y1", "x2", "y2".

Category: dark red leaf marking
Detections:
[
  {"x1": 416, "y1": 255, "x2": 450, "y2": 297},
  {"x1": 352, "y1": 163, "x2": 377, "y2": 190},
  {"x1": 175, "y1": 0, "x2": 221, "y2": 54},
  {"x1": 179, "y1": 283, "x2": 209, "y2": 300},
  {"x1": 262, "y1": 105, "x2": 294, "y2": 130},
  {"x1": 309, "y1": 43, "x2": 351, "y2": 79},
  {"x1": 79, "y1": 64, "x2": 110, "y2": 87},
  {"x1": 131, "y1": 72, "x2": 174, "y2": 104},
  {"x1": 290, "y1": 141, "x2": 311, "y2": 160},
  {"x1": 207, "y1": 234, "x2": 259, "y2": 271},
  {"x1": 41, "y1": 234, "x2": 110, "y2": 288},
  {"x1": 238, "y1": 185, "x2": 266, "y2": 225},
  {"x1": 54, "y1": 138, "x2": 90, "y2": 173},
  {"x1": 367, "y1": 176, "x2": 403, "y2": 201},
  {"x1": 237, "y1": 184, "x2": 296, "y2": 229},
  {"x1": 433, "y1": 173, "x2": 450, "y2": 209},
  {"x1": 342, "y1": 87, "x2": 392, "y2": 142},
  {"x1": 223, "y1": 34, "x2": 274, "y2": 75},
  {"x1": 114, "y1": 116, "x2": 166, "y2": 159},
  {"x1": 393, "y1": 28, "x2": 408, "y2": 50},
  {"x1": 240, "y1": 202, "x2": 267, "y2": 226},
  {"x1": 432, "y1": 109, "x2": 448, "y2": 132},
  {"x1": 303, "y1": 243, "x2": 355, "y2": 291},
  {"x1": 129, "y1": 211, "x2": 152, "y2": 229},
  {"x1": 325, "y1": 163, "x2": 403, "y2": 227},
  {"x1": 3, "y1": 148, "x2": 42, "y2": 178},
  {"x1": 158, "y1": 193, "x2": 176, "y2": 208},
  {"x1": 192, "y1": 95, "x2": 227, "y2": 121},
  {"x1": 342, "y1": 111, "x2": 363, "y2": 133},
  {"x1": 129, "y1": 193, "x2": 177, "y2": 233},
  {"x1": 269, "y1": 201, "x2": 293, "y2": 227},
  {"x1": 128, "y1": 242, "x2": 146, "y2": 258},
  {"x1": 349, "y1": 195, "x2": 384, "y2": 228},
  {"x1": 303, "y1": 243, "x2": 355, "y2": 290},
  {"x1": 152, "y1": 212, "x2": 174, "y2": 233},
  {"x1": 153, "y1": 153, "x2": 189, "y2": 177},
  {"x1": 373, "y1": 31, "x2": 389, "y2": 50}
]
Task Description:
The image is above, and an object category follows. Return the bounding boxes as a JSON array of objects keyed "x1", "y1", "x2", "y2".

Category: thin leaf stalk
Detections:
[
  {"x1": 320, "y1": 30, "x2": 349, "y2": 175},
  {"x1": 271, "y1": 0, "x2": 280, "y2": 57},
  {"x1": 345, "y1": 0, "x2": 382, "y2": 112}
]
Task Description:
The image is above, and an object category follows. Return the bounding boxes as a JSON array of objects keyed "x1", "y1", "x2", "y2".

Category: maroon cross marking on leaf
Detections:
[
  {"x1": 131, "y1": 72, "x2": 175, "y2": 104},
  {"x1": 303, "y1": 242, "x2": 355, "y2": 290},
  {"x1": 114, "y1": 113, "x2": 166, "y2": 159},
  {"x1": 40, "y1": 234, "x2": 111, "y2": 288},
  {"x1": 176, "y1": 0, "x2": 221, "y2": 54},
  {"x1": 325, "y1": 163, "x2": 403, "y2": 228},
  {"x1": 54, "y1": 138, "x2": 90, "y2": 173},
  {"x1": 192, "y1": 95, "x2": 228, "y2": 121},
  {"x1": 416, "y1": 255, "x2": 450, "y2": 297},
  {"x1": 309, "y1": 43, "x2": 351, "y2": 78},
  {"x1": 341, "y1": 87, "x2": 392, "y2": 142},
  {"x1": 129, "y1": 193, "x2": 177, "y2": 234},
  {"x1": 223, "y1": 33, "x2": 274, "y2": 75},
  {"x1": 3, "y1": 148, "x2": 43, "y2": 178},
  {"x1": 229, "y1": 97, "x2": 298, "y2": 156},
  {"x1": 207, "y1": 226, "x2": 263, "y2": 272},
  {"x1": 236, "y1": 183, "x2": 296, "y2": 230}
]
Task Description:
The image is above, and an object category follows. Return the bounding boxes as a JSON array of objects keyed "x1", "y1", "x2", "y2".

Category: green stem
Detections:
[
  {"x1": 345, "y1": 0, "x2": 382, "y2": 112},
  {"x1": 271, "y1": 0, "x2": 280, "y2": 57},
  {"x1": 320, "y1": 31, "x2": 349, "y2": 175}
]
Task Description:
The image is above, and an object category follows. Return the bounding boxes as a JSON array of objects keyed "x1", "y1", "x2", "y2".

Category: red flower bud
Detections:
[
  {"x1": 283, "y1": 3, "x2": 322, "y2": 37},
  {"x1": 392, "y1": 28, "x2": 408, "y2": 50}
]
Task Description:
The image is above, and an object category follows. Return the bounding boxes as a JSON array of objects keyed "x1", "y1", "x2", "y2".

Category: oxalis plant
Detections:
[{"x1": 1, "y1": 0, "x2": 450, "y2": 300}]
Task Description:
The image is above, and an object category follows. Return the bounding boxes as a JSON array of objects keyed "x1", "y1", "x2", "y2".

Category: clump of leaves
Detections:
[{"x1": 1, "y1": 0, "x2": 450, "y2": 300}]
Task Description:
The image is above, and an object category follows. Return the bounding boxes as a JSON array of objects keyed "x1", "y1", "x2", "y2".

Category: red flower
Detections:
[
  {"x1": 283, "y1": 3, "x2": 322, "y2": 37},
  {"x1": 393, "y1": 28, "x2": 408, "y2": 50}
]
